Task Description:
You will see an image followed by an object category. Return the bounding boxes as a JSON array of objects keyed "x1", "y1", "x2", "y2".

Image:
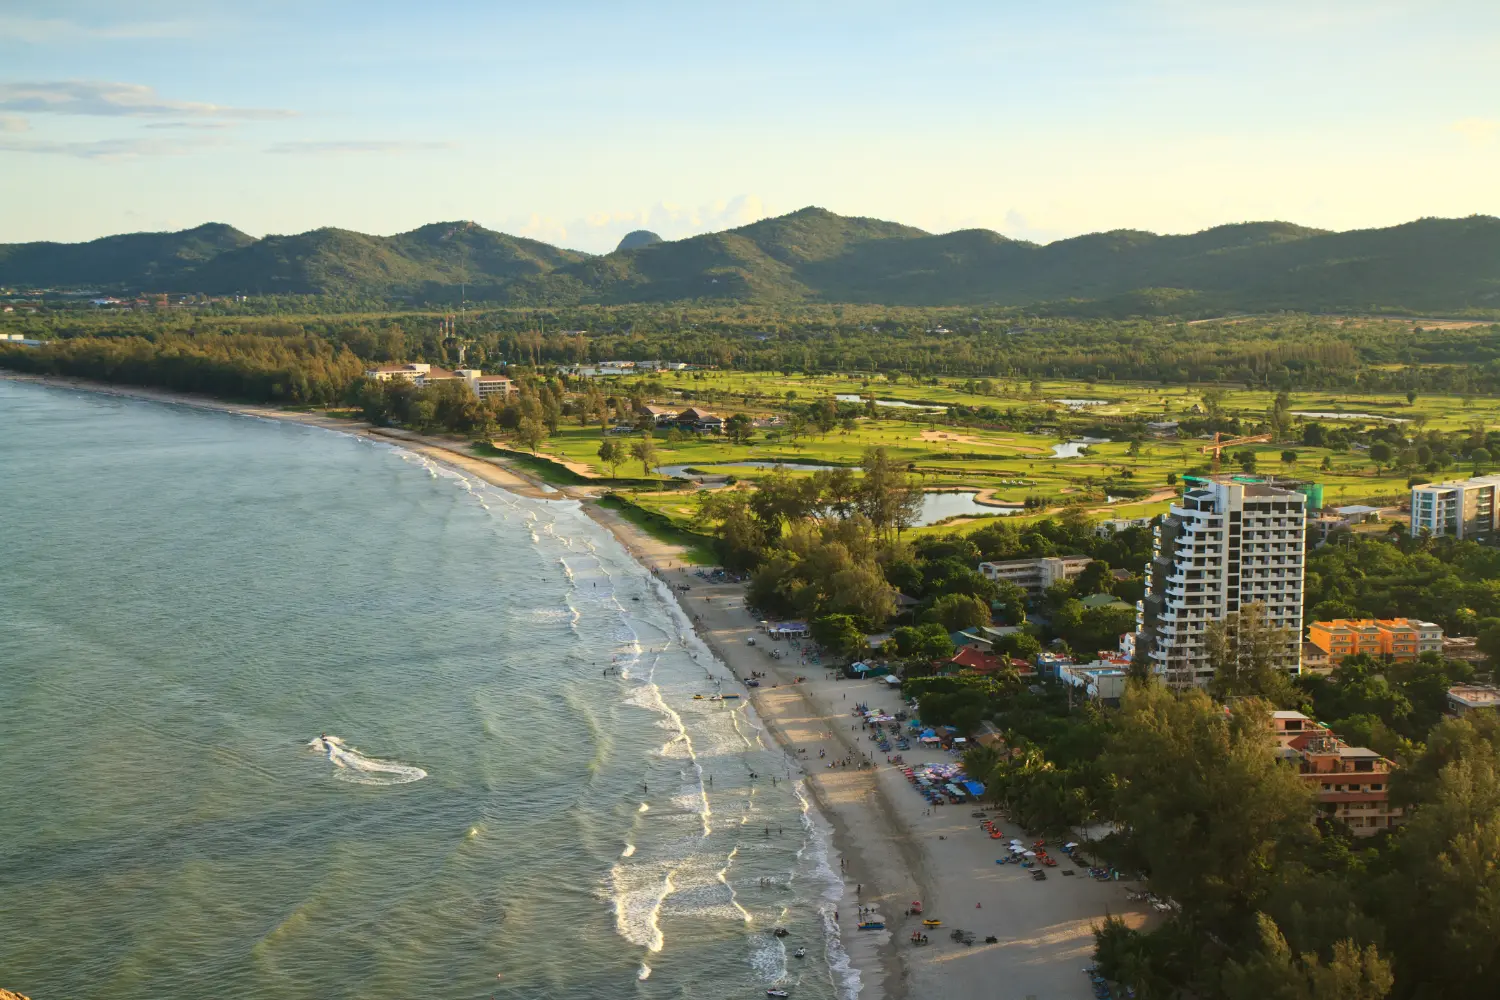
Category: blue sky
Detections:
[{"x1": 1, "y1": 0, "x2": 1497, "y2": 252}]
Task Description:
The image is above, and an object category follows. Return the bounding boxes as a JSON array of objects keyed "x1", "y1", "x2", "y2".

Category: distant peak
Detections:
[{"x1": 616, "y1": 230, "x2": 663, "y2": 252}]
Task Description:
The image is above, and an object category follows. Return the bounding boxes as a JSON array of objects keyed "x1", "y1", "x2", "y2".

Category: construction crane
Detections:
[{"x1": 1201, "y1": 431, "x2": 1273, "y2": 472}]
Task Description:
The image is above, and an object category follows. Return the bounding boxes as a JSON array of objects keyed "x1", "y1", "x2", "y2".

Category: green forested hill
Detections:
[
  {"x1": 186, "y1": 221, "x2": 588, "y2": 297},
  {"x1": 0, "y1": 223, "x2": 256, "y2": 290},
  {"x1": 4, "y1": 208, "x2": 1498, "y2": 314},
  {"x1": 554, "y1": 207, "x2": 927, "y2": 302}
]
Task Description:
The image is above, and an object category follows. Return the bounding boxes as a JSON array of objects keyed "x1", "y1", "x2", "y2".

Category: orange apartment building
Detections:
[
  {"x1": 1305, "y1": 618, "x2": 1443, "y2": 666},
  {"x1": 1269, "y1": 711, "x2": 1404, "y2": 836}
]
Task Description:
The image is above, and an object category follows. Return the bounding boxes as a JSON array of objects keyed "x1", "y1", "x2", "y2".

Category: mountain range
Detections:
[{"x1": 3, "y1": 207, "x2": 1498, "y2": 314}]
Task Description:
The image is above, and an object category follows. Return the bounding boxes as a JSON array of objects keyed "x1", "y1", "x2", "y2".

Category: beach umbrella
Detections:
[{"x1": 1023, "y1": 850, "x2": 1036, "y2": 857}]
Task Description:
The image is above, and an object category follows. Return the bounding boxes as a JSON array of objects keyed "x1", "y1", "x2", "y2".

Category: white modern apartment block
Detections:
[
  {"x1": 1410, "y1": 474, "x2": 1500, "y2": 539},
  {"x1": 1137, "y1": 478, "x2": 1308, "y2": 688}
]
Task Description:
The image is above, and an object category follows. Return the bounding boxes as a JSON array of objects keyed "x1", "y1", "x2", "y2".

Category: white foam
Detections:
[
  {"x1": 717, "y1": 846, "x2": 752, "y2": 924},
  {"x1": 794, "y1": 780, "x2": 861, "y2": 1000},
  {"x1": 609, "y1": 861, "x2": 673, "y2": 952},
  {"x1": 748, "y1": 932, "x2": 788, "y2": 983},
  {"x1": 307, "y1": 736, "x2": 427, "y2": 786}
]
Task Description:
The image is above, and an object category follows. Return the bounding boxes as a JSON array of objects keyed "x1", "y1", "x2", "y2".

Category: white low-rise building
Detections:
[
  {"x1": 1059, "y1": 659, "x2": 1131, "y2": 702},
  {"x1": 979, "y1": 556, "x2": 1092, "y2": 595},
  {"x1": 1095, "y1": 517, "x2": 1153, "y2": 538},
  {"x1": 1447, "y1": 684, "x2": 1500, "y2": 716},
  {"x1": 364, "y1": 363, "x2": 514, "y2": 399}
]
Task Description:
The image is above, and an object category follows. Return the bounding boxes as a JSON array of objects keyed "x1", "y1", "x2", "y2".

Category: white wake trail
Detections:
[{"x1": 307, "y1": 735, "x2": 427, "y2": 785}]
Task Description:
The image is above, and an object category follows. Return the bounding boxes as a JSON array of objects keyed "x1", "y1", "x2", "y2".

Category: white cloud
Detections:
[
  {"x1": 0, "y1": 81, "x2": 294, "y2": 119},
  {"x1": 0, "y1": 114, "x2": 29, "y2": 133},
  {"x1": 0, "y1": 135, "x2": 223, "y2": 158},
  {"x1": 265, "y1": 140, "x2": 454, "y2": 155}
]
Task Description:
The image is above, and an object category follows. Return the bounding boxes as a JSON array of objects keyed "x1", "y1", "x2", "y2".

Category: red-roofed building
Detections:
[{"x1": 948, "y1": 646, "x2": 1003, "y2": 675}]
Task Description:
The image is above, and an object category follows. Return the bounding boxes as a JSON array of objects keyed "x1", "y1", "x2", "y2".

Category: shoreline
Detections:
[
  {"x1": 1, "y1": 372, "x2": 904, "y2": 995},
  {"x1": 2, "y1": 371, "x2": 1152, "y2": 999}
]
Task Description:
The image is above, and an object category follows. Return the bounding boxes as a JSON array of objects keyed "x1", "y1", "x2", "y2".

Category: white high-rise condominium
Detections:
[{"x1": 1136, "y1": 478, "x2": 1308, "y2": 688}]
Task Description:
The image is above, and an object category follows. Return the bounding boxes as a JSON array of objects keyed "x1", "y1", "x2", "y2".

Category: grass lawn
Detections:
[
  {"x1": 488, "y1": 372, "x2": 1499, "y2": 539},
  {"x1": 597, "y1": 493, "x2": 716, "y2": 564},
  {"x1": 472, "y1": 442, "x2": 591, "y2": 485},
  {"x1": 619, "y1": 369, "x2": 1500, "y2": 433}
]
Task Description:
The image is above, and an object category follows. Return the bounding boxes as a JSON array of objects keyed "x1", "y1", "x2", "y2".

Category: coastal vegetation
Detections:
[
  {"x1": 1077, "y1": 682, "x2": 1500, "y2": 1000},
  {"x1": 0, "y1": 331, "x2": 364, "y2": 405},
  {"x1": 7, "y1": 313, "x2": 1500, "y2": 548},
  {"x1": 10, "y1": 302, "x2": 1500, "y2": 393},
  {"x1": 939, "y1": 648, "x2": 1493, "y2": 999}
]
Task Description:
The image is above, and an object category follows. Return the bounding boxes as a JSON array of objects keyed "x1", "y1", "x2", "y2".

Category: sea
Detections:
[{"x1": 0, "y1": 379, "x2": 855, "y2": 1000}]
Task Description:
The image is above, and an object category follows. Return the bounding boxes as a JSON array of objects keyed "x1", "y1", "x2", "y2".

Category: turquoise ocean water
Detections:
[{"x1": 0, "y1": 380, "x2": 852, "y2": 1000}]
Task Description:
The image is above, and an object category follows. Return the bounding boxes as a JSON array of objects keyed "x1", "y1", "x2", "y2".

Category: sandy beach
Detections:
[
  {"x1": 598, "y1": 525, "x2": 1154, "y2": 1000},
  {"x1": 3, "y1": 372, "x2": 1150, "y2": 999}
]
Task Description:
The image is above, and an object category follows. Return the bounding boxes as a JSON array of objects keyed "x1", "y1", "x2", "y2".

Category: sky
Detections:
[{"x1": 1, "y1": 0, "x2": 1498, "y2": 253}]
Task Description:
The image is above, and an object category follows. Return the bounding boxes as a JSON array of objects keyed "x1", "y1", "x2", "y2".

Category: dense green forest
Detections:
[
  {"x1": 1079, "y1": 682, "x2": 1500, "y2": 1000},
  {"x1": 4, "y1": 207, "x2": 1499, "y2": 313},
  {"x1": 7, "y1": 305, "x2": 1500, "y2": 393},
  {"x1": 0, "y1": 332, "x2": 365, "y2": 404}
]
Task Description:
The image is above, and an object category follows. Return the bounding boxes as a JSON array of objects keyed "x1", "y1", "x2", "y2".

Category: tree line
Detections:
[{"x1": 11, "y1": 306, "x2": 1500, "y2": 392}]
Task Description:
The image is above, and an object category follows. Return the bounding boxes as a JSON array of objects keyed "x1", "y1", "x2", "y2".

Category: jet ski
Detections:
[{"x1": 767, "y1": 991, "x2": 790, "y2": 998}]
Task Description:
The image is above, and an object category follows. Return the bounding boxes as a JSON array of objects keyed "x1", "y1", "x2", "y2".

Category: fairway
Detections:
[{"x1": 507, "y1": 370, "x2": 1500, "y2": 537}]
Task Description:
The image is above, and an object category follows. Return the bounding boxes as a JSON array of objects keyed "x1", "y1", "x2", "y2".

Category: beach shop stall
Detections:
[{"x1": 906, "y1": 762, "x2": 969, "y2": 805}]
